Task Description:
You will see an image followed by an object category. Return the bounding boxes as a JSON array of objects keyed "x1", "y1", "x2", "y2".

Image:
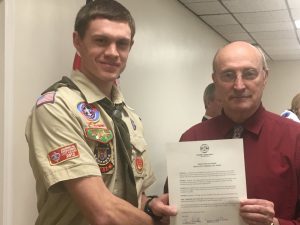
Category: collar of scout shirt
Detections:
[{"x1": 70, "y1": 70, "x2": 125, "y2": 104}]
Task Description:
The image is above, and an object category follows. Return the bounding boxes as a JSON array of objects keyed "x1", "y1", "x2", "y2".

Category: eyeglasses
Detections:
[{"x1": 218, "y1": 68, "x2": 265, "y2": 83}]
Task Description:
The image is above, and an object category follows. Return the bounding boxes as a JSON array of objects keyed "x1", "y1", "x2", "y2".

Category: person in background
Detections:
[
  {"x1": 202, "y1": 82, "x2": 222, "y2": 122},
  {"x1": 180, "y1": 41, "x2": 300, "y2": 225},
  {"x1": 281, "y1": 93, "x2": 300, "y2": 123},
  {"x1": 25, "y1": 1, "x2": 176, "y2": 225}
]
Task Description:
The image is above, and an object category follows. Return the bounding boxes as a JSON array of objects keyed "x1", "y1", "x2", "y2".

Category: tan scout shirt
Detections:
[{"x1": 25, "y1": 70, "x2": 156, "y2": 225}]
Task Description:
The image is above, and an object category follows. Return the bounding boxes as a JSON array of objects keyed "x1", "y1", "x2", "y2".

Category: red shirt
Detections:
[{"x1": 180, "y1": 104, "x2": 300, "y2": 225}]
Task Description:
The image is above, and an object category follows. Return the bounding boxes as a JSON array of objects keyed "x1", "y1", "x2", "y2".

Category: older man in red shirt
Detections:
[{"x1": 180, "y1": 41, "x2": 300, "y2": 225}]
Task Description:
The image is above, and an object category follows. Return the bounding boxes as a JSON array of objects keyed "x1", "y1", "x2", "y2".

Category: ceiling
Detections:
[{"x1": 178, "y1": 0, "x2": 300, "y2": 61}]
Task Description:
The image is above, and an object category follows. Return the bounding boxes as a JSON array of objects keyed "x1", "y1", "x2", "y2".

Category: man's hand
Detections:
[
  {"x1": 148, "y1": 194, "x2": 177, "y2": 225},
  {"x1": 240, "y1": 199, "x2": 278, "y2": 225}
]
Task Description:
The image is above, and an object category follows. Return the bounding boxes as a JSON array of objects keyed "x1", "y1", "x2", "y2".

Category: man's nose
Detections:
[
  {"x1": 105, "y1": 43, "x2": 118, "y2": 57},
  {"x1": 233, "y1": 74, "x2": 246, "y2": 90}
]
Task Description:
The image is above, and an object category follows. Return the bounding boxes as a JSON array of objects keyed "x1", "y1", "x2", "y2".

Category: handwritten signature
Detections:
[{"x1": 182, "y1": 215, "x2": 229, "y2": 224}]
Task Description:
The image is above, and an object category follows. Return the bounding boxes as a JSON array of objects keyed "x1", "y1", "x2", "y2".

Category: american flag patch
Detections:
[{"x1": 36, "y1": 91, "x2": 56, "y2": 107}]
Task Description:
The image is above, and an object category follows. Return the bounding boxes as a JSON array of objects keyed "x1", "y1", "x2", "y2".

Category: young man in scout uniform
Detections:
[{"x1": 25, "y1": 1, "x2": 176, "y2": 224}]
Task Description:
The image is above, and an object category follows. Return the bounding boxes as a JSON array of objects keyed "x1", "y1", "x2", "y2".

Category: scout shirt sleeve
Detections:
[{"x1": 26, "y1": 90, "x2": 101, "y2": 191}]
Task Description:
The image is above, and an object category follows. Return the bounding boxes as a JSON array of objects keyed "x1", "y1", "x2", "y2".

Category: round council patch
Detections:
[{"x1": 77, "y1": 102, "x2": 100, "y2": 122}]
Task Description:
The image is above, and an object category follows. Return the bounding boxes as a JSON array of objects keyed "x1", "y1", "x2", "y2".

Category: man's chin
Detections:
[
  {"x1": 99, "y1": 71, "x2": 120, "y2": 81},
  {"x1": 229, "y1": 102, "x2": 252, "y2": 112}
]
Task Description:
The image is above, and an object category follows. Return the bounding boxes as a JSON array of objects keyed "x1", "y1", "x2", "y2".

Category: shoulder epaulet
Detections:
[
  {"x1": 41, "y1": 76, "x2": 81, "y2": 95},
  {"x1": 36, "y1": 76, "x2": 85, "y2": 107}
]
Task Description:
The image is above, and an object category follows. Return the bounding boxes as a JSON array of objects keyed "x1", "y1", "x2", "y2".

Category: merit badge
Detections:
[
  {"x1": 85, "y1": 127, "x2": 113, "y2": 143},
  {"x1": 48, "y1": 143, "x2": 79, "y2": 165},
  {"x1": 77, "y1": 102, "x2": 100, "y2": 122},
  {"x1": 94, "y1": 143, "x2": 114, "y2": 173},
  {"x1": 36, "y1": 91, "x2": 56, "y2": 107},
  {"x1": 135, "y1": 155, "x2": 144, "y2": 174}
]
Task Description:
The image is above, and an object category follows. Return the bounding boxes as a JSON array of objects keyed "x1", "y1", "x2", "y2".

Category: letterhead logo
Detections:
[{"x1": 200, "y1": 144, "x2": 209, "y2": 154}]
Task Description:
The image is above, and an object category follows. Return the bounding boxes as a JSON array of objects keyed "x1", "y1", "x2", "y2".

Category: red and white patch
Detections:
[
  {"x1": 36, "y1": 92, "x2": 55, "y2": 107},
  {"x1": 135, "y1": 156, "x2": 144, "y2": 174},
  {"x1": 48, "y1": 143, "x2": 79, "y2": 165}
]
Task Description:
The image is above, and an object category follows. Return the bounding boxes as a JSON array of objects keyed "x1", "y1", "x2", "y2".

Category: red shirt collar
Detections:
[{"x1": 218, "y1": 103, "x2": 265, "y2": 138}]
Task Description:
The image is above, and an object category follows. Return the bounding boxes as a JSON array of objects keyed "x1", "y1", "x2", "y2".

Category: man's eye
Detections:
[
  {"x1": 117, "y1": 40, "x2": 131, "y2": 50},
  {"x1": 243, "y1": 69, "x2": 258, "y2": 80},
  {"x1": 96, "y1": 38, "x2": 108, "y2": 45},
  {"x1": 221, "y1": 72, "x2": 235, "y2": 81}
]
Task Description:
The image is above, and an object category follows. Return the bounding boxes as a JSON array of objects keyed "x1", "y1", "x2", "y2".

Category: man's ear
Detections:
[
  {"x1": 212, "y1": 73, "x2": 216, "y2": 82},
  {"x1": 130, "y1": 39, "x2": 134, "y2": 50},
  {"x1": 264, "y1": 69, "x2": 269, "y2": 79},
  {"x1": 73, "y1": 31, "x2": 81, "y2": 53},
  {"x1": 263, "y1": 69, "x2": 269, "y2": 86}
]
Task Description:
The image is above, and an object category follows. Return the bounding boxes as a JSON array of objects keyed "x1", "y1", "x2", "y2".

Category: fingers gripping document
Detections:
[{"x1": 166, "y1": 139, "x2": 247, "y2": 225}]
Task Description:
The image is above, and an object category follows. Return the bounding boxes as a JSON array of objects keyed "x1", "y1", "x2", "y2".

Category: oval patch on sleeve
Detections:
[{"x1": 48, "y1": 143, "x2": 80, "y2": 165}]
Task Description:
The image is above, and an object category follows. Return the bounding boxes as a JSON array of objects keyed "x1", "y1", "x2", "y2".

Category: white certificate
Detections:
[{"x1": 166, "y1": 139, "x2": 247, "y2": 225}]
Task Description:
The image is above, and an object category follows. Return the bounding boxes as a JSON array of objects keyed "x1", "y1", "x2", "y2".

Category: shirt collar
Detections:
[
  {"x1": 218, "y1": 103, "x2": 265, "y2": 137},
  {"x1": 243, "y1": 103, "x2": 265, "y2": 136},
  {"x1": 70, "y1": 70, "x2": 125, "y2": 104}
]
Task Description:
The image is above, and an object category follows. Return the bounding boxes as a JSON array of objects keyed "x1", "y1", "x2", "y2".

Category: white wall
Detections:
[
  {"x1": 0, "y1": 0, "x2": 4, "y2": 223},
  {"x1": 120, "y1": 0, "x2": 226, "y2": 194},
  {"x1": 3, "y1": 1, "x2": 84, "y2": 225},
  {"x1": 263, "y1": 60, "x2": 300, "y2": 115}
]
